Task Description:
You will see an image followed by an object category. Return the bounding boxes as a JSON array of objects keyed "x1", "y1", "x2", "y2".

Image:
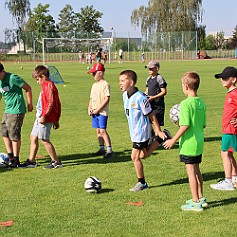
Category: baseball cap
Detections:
[
  {"x1": 214, "y1": 66, "x2": 237, "y2": 80},
  {"x1": 0, "y1": 63, "x2": 4, "y2": 72},
  {"x1": 145, "y1": 60, "x2": 160, "y2": 69},
  {"x1": 87, "y1": 63, "x2": 105, "y2": 74}
]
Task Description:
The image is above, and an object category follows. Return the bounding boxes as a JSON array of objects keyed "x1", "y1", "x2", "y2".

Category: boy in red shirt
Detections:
[
  {"x1": 211, "y1": 66, "x2": 237, "y2": 190},
  {"x1": 19, "y1": 65, "x2": 62, "y2": 169}
]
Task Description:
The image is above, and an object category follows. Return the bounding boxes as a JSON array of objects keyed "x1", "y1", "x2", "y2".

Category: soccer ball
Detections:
[
  {"x1": 87, "y1": 66, "x2": 90, "y2": 70},
  {"x1": 0, "y1": 153, "x2": 9, "y2": 168},
  {"x1": 169, "y1": 104, "x2": 180, "y2": 124},
  {"x1": 84, "y1": 176, "x2": 102, "y2": 193},
  {"x1": 20, "y1": 66, "x2": 23, "y2": 69}
]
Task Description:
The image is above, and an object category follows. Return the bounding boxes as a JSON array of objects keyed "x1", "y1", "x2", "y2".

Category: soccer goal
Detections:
[{"x1": 42, "y1": 38, "x2": 111, "y2": 64}]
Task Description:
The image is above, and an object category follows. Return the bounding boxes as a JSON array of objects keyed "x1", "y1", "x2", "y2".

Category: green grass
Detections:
[{"x1": 0, "y1": 59, "x2": 237, "y2": 237}]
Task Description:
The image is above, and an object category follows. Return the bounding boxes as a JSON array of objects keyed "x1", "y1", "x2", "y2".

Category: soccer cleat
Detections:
[
  {"x1": 186, "y1": 197, "x2": 208, "y2": 208},
  {"x1": 94, "y1": 149, "x2": 106, "y2": 156},
  {"x1": 18, "y1": 159, "x2": 37, "y2": 168},
  {"x1": 210, "y1": 180, "x2": 235, "y2": 191},
  {"x1": 44, "y1": 161, "x2": 63, "y2": 169},
  {"x1": 103, "y1": 152, "x2": 115, "y2": 159},
  {"x1": 181, "y1": 201, "x2": 203, "y2": 212},
  {"x1": 129, "y1": 182, "x2": 149, "y2": 192}
]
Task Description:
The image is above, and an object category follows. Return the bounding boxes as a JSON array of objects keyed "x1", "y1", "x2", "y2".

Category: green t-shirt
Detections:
[
  {"x1": 179, "y1": 97, "x2": 206, "y2": 156},
  {"x1": 0, "y1": 73, "x2": 26, "y2": 114}
]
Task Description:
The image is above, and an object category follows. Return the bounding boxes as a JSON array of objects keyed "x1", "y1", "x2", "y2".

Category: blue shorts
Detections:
[
  {"x1": 92, "y1": 114, "x2": 108, "y2": 129},
  {"x1": 222, "y1": 134, "x2": 237, "y2": 152}
]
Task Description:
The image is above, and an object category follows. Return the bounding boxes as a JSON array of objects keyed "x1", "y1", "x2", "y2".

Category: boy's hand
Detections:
[
  {"x1": 53, "y1": 121, "x2": 60, "y2": 130},
  {"x1": 230, "y1": 118, "x2": 237, "y2": 127},
  {"x1": 156, "y1": 131, "x2": 166, "y2": 140},
  {"x1": 39, "y1": 116, "x2": 46, "y2": 124},
  {"x1": 163, "y1": 139, "x2": 175, "y2": 149},
  {"x1": 28, "y1": 103, "x2": 33, "y2": 112}
]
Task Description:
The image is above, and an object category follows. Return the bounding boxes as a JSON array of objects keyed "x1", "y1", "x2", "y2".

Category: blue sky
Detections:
[{"x1": 1, "y1": 0, "x2": 236, "y2": 41}]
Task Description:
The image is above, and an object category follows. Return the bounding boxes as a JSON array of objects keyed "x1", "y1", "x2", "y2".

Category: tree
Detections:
[
  {"x1": 215, "y1": 31, "x2": 225, "y2": 50},
  {"x1": 24, "y1": 4, "x2": 58, "y2": 52},
  {"x1": 197, "y1": 25, "x2": 206, "y2": 49},
  {"x1": 131, "y1": 0, "x2": 203, "y2": 38},
  {"x1": 75, "y1": 5, "x2": 103, "y2": 38},
  {"x1": 57, "y1": 5, "x2": 77, "y2": 38},
  {"x1": 205, "y1": 34, "x2": 217, "y2": 50},
  {"x1": 5, "y1": 0, "x2": 31, "y2": 52}
]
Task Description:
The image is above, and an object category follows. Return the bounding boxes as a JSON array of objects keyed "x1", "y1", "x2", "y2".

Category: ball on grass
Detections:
[
  {"x1": 87, "y1": 66, "x2": 90, "y2": 70},
  {"x1": 84, "y1": 176, "x2": 102, "y2": 193}
]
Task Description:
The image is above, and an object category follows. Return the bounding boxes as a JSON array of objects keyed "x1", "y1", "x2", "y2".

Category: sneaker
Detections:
[
  {"x1": 163, "y1": 129, "x2": 172, "y2": 140},
  {"x1": 19, "y1": 159, "x2": 37, "y2": 168},
  {"x1": 129, "y1": 182, "x2": 149, "y2": 192},
  {"x1": 9, "y1": 157, "x2": 20, "y2": 168},
  {"x1": 44, "y1": 161, "x2": 63, "y2": 169},
  {"x1": 103, "y1": 152, "x2": 115, "y2": 159},
  {"x1": 186, "y1": 197, "x2": 208, "y2": 208},
  {"x1": 181, "y1": 201, "x2": 203, "y2": 212},
  {"x1": 94, "y1": 149, "x2": 106, "y2": 156},
  {"x1": 210, "y1": 180, "x2": 235, "y2": 191}
]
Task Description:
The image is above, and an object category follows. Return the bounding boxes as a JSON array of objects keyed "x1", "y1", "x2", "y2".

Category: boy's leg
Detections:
[
  {"x1": 129, "y1": 147, "x2": 148, "y2": 192},
  {"x1": 42, "y1": 139, "x2": 60, "y2": 163},
  {"x1": 194, "y1": 164, "x2": 203, "y2": 199},
  {"x1": 222, "y1": 151, "x2": 233, "y2": 180},
  {"x1": 29, "y1": 135, "x2": 39, "y2": 162},
  {"x1": 210, "y1": 150, "x2": 235, "y2": 190},
  {"x1": 131, "y1": 148, "x2": 144, "y2": 179},
  {"x1": 185, "y1": 164, "x2": 199, "y2": 202}
]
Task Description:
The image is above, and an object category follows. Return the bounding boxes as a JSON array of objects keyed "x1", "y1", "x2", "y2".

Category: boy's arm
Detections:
[
  {"x1": 92, "y1": 96, "x2": 110, "y2": 115},
  {"x1": 149, "y1": 87, "x2": 167, "y2": 102},
  {"x1": 22, "y1": 82, "x2": 33, "y2": 112},
  {"x1": 163, "y1": 125, "x2": 189, "y2": 149},
  {"x1": 88, "y1": 99, "x2": 93, "y2": 116}
]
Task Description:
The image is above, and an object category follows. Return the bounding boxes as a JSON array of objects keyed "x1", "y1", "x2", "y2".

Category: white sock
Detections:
[
  {"x1": 225, "y1": 178, "x2": 232, "y2": 183},
  {"x1": 107, "y1": 146, "x2": 112, "y2": 153}
]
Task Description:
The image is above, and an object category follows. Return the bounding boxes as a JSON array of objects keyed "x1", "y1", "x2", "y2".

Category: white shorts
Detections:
[{"x1": 31, "y1": 118, "x2": 53, "y2": 140}]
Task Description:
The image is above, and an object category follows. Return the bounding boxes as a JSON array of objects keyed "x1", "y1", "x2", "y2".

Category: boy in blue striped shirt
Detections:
[{"x1": 119, "y1": 70, "x2": 170, "y2": 191}]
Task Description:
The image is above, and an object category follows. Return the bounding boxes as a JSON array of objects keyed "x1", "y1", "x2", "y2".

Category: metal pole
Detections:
[{"x1": 42, "y1": 38, "x2": 45, "y2": 65}]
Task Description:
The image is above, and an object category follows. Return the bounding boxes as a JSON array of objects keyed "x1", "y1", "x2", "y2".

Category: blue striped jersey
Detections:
[{"x1": 123, "y1": 90, "x2": 152, "y2": 142}]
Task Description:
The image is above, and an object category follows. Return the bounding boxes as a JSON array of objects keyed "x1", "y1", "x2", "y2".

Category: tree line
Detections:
[{"x1": 3, "y1": 0, "x2": 237, "y2": 53}]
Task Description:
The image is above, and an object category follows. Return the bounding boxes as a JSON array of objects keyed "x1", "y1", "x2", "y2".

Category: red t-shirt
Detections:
[{"x1": 222, "y1": 88, "x2": 237, "y2": 134}]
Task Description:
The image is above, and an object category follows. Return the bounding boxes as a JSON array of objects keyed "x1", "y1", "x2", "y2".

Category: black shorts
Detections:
[
  {"x1": 133, "y1": 140, "x2": 149, "y2": 150},
  {"x1": 180, "y1": 154, "x2": 202, "y2": 164},
  {"x1": 152, "y1": 107, "x2": 164, "y2": 126}
]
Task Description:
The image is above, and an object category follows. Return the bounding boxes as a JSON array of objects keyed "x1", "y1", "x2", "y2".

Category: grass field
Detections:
[{"x1": 0, "y1": 59, "x2": 237, "y2": 237}]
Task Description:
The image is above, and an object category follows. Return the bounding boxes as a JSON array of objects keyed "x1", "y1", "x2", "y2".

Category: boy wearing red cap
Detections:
[
  {"x1": 88, "y1": 63, "x2": 114, "y2": 158},
  {"x1": 211, "y1": 66, "x2": 237, "y2": 190}
]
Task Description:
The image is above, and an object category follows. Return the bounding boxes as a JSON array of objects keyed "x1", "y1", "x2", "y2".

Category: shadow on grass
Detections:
[
  {"x1": 37, "y1": 150, "x2": 132, "y2": 166},
  {"x1": 204, "y1": 136, "x2": 222, "y2": 142},
  {"x1": 150, "y1": 171, "x2": 224, "y2": 188},
  {"x1": 99, "y1": 188, "x2": 115, "y2": 194},
  {"x1": 208, "y1": 197, "x2": 237, "y2": 208}
]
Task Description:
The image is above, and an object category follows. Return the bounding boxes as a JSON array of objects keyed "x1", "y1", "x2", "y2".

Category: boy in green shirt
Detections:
[
  {"x1": 163, "y1": 72, "x2": 207, "y2": 212},
  {"x1": 0, "y1": 63, "x2": 33, "y2": 167}
]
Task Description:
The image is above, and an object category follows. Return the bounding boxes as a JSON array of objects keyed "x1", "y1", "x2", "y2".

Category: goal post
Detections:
[{"x1": 42, "y1": 38, "x2": 111, "y2": 64}]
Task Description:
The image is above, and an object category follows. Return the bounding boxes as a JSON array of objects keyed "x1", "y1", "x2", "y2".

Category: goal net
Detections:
[{"x1": 42, "y1": 38, "x2": 111, "y2": 64}]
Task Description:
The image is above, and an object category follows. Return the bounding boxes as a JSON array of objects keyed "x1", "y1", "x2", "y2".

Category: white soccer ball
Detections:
[
  {"x1": 0, "y1": 153, "x2": 9, "y2": 168},
  {"x1": 169, "y1": 104, "x2": 180, "y2": 124},
  {"x1": 87, "y1": 66, "x2": 90, "y2": 70},
  {"x1": 84, "y1": 176, "x2": 102, "y2": 193},
  {"x1": 20, "y1": 66, "x2": 23, "y2": 69}
]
